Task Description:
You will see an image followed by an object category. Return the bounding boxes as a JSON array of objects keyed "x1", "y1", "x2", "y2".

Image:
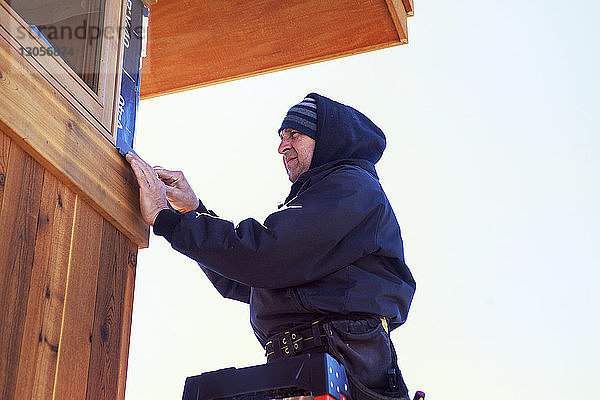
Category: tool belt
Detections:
[
  {"x1": 265, "y1": 320, "x2": 330, "y2": 362},
  {"x1": 265, "y1": 316, "x2": 408, "y2": 398},
  {"x1": 265, "y1": 316, "x2": 391, "y2": 361}
]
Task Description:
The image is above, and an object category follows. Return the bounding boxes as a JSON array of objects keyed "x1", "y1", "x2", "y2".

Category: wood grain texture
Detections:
[
  {"x1": 0, "y1": 142, "x2": 45, "y2": 400},
  {"x1": 0, "y1": 34, "x2": 149, "y2": 247},
  {"x1": 116, "y1": 239, "x2": 137, "y2": 400},
  {"x1": 141, "y1": 0, "x2": 407, "y2": 98},
  {"x1": 53, "y1": 198, "x2": 103, "y2": 400},
  {"x1": 0, "y1": 130, "x2": 10, "y2": 211},
  {"x1": 86, "y1": 220, "x2": 128, "y2": 400},
  {"x1": 14, "y1": 171, "x2": 76, "y2": 400}
]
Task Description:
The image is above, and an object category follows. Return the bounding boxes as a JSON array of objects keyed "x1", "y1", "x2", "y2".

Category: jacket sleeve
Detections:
[
  {"x1": 199, "y1": 266, "x2": 250, "y2": 303},
  {"x1": 154, "y1": 167, "x2": 383, "y2": 289},
  {"x1": 189, "y1": 200, "x2": 251, "y2": 303}
]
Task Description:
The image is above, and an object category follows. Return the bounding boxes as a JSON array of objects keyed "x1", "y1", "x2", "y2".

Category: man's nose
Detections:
[{"x1": 278, "y1": 138, "x2": 291, "y2": 154}]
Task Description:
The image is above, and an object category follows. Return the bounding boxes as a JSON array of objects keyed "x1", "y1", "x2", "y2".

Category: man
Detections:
[{"x1": 126, "y1": 93, "x2": 416, "y2": 399}]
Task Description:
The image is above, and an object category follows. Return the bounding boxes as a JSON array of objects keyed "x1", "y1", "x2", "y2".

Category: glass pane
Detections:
[{"x1": 7, "y1": 0, "x2": 106, "y2": 93}]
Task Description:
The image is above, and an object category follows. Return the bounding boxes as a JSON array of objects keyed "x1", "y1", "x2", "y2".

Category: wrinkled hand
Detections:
[
  {"x1": 153, "y1": 167, "x2": 199, "y2": 213},
  {"x1": 126, "y1": 152, "x2": 168, "y2": 226}
]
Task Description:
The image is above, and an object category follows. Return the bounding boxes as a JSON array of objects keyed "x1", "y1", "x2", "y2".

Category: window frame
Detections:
[{"x1": 0, "y1": 0, "x2": 125, "y2": 143}]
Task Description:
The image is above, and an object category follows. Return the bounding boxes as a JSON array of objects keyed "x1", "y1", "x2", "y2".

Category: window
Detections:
[
  {"x1": 7, "y1": 0, "x2": 106, "y2": 92},
  {"x1": 1, "y1": 0, "x2": 125, "y2": 141}
]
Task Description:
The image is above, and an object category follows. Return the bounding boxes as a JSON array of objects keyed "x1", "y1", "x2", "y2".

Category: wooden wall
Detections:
[{"x1": 0, "y1": 130, "x2": 137, "y2": 400}]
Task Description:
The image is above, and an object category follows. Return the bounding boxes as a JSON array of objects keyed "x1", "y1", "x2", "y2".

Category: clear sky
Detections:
[{"x1": 125, "y1": 1, "x2": 600, "y2": 399}]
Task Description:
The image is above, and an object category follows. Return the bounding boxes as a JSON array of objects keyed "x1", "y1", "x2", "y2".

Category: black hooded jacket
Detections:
[{"x1": 153, "y1": 93, "x2": 416, "y2": 346}]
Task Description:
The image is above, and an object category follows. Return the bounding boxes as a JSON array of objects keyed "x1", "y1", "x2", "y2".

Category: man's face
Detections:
[{"x1": 278, "y1": 128, "x2": 316, "y2": 182}]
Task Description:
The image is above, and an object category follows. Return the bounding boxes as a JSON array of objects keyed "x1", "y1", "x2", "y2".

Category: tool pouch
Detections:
[{"x1": 321, "y1": 318, "x2": 409, "y2": 399}]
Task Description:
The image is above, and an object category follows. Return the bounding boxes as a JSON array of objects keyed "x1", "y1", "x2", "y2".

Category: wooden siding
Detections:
[
  {"x1": 0, "y1": 131, "x2": 138, "y2": 400},
  {"x1": 141, "y1": 0, "x2": 414, "y2": 99}
]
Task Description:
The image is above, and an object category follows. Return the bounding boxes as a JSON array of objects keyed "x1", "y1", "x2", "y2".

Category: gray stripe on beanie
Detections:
[
  {"x1": 283, "y1": 114, "x2": 317, "y2": 132},
  {"x1": 299, "y1": 98, "x2": 316, "y2": 108},
  {"x1": 290, "y1": 107, "x2": 317, "y2": 119}
]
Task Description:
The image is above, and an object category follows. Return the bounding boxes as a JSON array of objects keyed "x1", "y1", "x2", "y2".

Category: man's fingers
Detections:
[
  {"x1": 125, "y1": 153, "x2": 169, "y2": 225},
  {"x1": 155, "y1": 168, "x2": 183, "y2": 186},
  {"x1": 126, "y1": 151, "x2": 144, "y2": 165},
  {"x1": 127, "y1": 152, "x2": 152, "y2": 175},
  {"x1": 165, "y1": 185, "x2": 177, "y2": 197},
  {"x1": 128, "y1": 154, "x2": 182, "y2": 207},
  {"x1": 138, "y1": 158, "x2": 156, "y2": 181},
  {"x1": 155, "y1": 168, "x2": 176, "y2": 181},
  {"x1": 129, "y1": 158, "x2": 151, "y2": 187},
  {"x1": 127, "y1": 152, "x2": 159, "y2": 186}
]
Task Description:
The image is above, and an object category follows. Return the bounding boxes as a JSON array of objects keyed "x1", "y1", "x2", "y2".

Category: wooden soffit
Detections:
[{"x1": 140, "y1": 0, "x2": 415, "y2": 99}]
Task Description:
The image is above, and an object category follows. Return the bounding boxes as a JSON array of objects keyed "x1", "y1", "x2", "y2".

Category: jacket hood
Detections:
[{"x1": 306, "y1": 93, "x2": 386, "y2": 169}]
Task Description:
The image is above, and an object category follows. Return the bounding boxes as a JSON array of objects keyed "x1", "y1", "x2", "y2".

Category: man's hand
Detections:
[
  {"x1": 126, "y1": 152, "x2": 168, "y2": 226},
  {"x1": 153, "y1": 167, "x2": 200, "y2": 213}
]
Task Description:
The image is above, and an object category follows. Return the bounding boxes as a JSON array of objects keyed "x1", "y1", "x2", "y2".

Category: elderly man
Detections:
[{"x1": 126, "y1": 93, "x2": 416, "y2": 399}]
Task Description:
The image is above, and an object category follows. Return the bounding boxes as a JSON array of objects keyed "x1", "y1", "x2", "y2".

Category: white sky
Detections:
[{"x1": 126, "y1": 1, "x2": 600, "y2": 399}]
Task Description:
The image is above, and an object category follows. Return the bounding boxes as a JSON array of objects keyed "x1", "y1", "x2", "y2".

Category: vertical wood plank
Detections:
[
  {"x1": 116, "y1": 239, "x2": 137, "y2": 400},
  {"x1": 52, "y1": 198, "x2": 103, "y2": 400},
  {"x1": 0, "y1": 131, "x2": 11, "y2": 211},
  {"x1": 14, "y1": 171, "x2": 76, "y2": 400},
  {"x1": 86, "y1": 220, "x2": 128, "y2": 400},
  {"x1": 0, "y1": 143, "x2": 45, "y2": 400}
]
